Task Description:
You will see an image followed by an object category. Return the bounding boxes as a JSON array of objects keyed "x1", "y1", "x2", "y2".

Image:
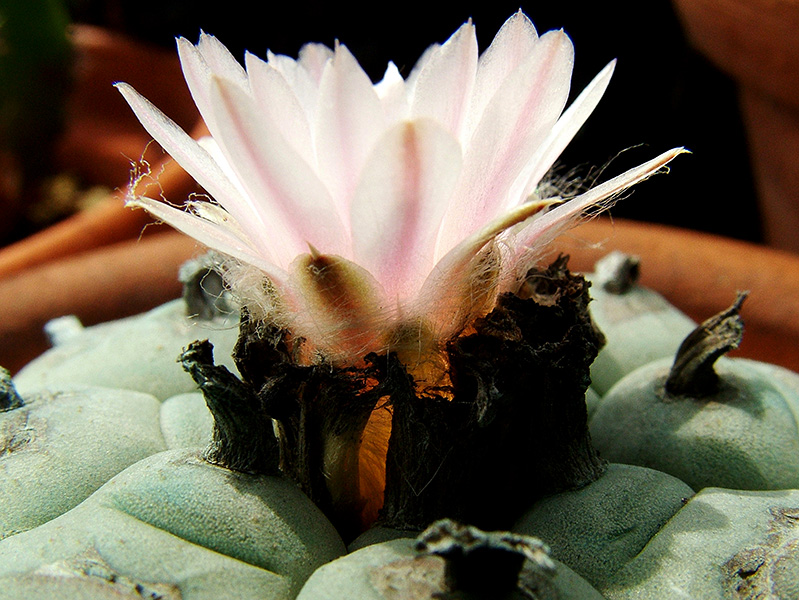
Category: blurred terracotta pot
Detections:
[
  {"x1": 56, "y1": 24, "x2": 199, "y2": 185},
  {"x1": 672, "y1": 0, "x2": 799, "y2": 252},
  {"x1": 0, "y1": 25, "x2": 202, "y2": 280},
  {"x1": 0, "y1": 231, "x2": 199, "y2": 374},
  {"x1": 559, "y1": 217, "x2": 799, "y2": 372},
  {"x1": 4, "y1": 218, "x2": 799, "y2": 377}
]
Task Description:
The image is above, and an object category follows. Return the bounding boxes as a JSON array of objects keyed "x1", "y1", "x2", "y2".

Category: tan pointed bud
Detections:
[
  {"x1": 292, "y1": 249, "x2": 385, "y2": 361},
  {"x1": 417, "y1": 197, "x2": 558, "y2": 344}
]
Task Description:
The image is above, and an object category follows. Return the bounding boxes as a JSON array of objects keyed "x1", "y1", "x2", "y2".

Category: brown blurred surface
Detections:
[
  {"x1": 558, "y1": 217, "x2": 799, "y2": 372},
  {"x1": 673, "y1": 0, "x2": 799, "y2": 252},
  {"x1": 0, "y1": 231, "x2": 199, "y2": 373}
]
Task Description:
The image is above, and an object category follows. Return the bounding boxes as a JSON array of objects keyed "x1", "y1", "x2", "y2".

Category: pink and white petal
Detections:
[
  {"x1": 375, "y1": 62, "x2": 404, "y2": 97},
  {"x1": 375, "y1": 62, "x2": 409, "y2": 123},
  {"x1": 505, "y1": 147, "x2": 688, "y2": 282},
  {"x1": 436, "y1": 30, "x2": 574, "y2": 256},
  {"x1": 297, "y1": 43, "x2": 335, "y2": 83},
  {"x1": 266, "y1": 44, "x2": 333, "y2": 101},
  {"x1": 196, "y1": 32, "x2": 248, "y2": 84},
  {"x1": 314, "y1": 43, "x2": 386, "y2": 210},
  {"x1": 208, "y1": 76, "x2": 349, "y2": 261},
  {"x1": 410, "y1": 21, "x2": 478, "y2": 141},
  {"x1": 177, "y1": 35, "x2": 248, "y2": 133},
  {"x1": 195, "y1": 136, "x2": 249, "y2": 199},
  {"x1": 176, "y1": 38, "x2": 216, "y2": 127},
  {"x1": 514, "y1": 60, "x2": 616, "y2": 203},
  {"x1": 415, "y1": 198, "x2": 557, "y2": 340},
  {"x1": 267, "y1": 49, "x2": 323, "y2": 123},
  {"x1": 350, "y1": 119, "x2": 462, "y2": 301},
  {"x1": 193, "y1": 137, "x2": 296, "y2": 261},
  {"x1": 127, "y1": 196, "x2": 288, "y2": 285},
  {"x1": 265, "y1": 49, "x2": 296, "y2": 73},
  {"x1": 466, "y1": 10, "x2": 539, "y2": 136},
  {"x1": 115, "y1": 82, "x2": 273, "y2": 252},
  {"x1": 245, "y1": 53, "x2": 315, "y2": 167},
  {"x1": 404, "y1": 42, "x2": 440, "y2": 97}
]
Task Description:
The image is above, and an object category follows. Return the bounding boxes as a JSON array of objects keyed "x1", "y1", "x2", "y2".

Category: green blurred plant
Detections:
[
  {"x1": 1, "y1": 0, "x2": 72, "y2": 176},
  {"x1": 0, "y1": 0, "x2": 72, "y2": 240}
]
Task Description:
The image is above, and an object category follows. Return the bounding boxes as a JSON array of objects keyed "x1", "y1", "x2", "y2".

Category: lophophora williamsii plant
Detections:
[{"x1": 117, "y1": 11, "x2": 683, "y2": 539}]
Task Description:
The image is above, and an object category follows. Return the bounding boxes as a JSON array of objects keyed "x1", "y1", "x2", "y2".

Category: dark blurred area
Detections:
[{"x1": 2, "y1": 0, "x2": 762, "y2": 242}]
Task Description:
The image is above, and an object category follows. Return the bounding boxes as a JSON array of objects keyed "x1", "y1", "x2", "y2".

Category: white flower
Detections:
[{"x1": 117, "y1": 11, "x2": 682, "y2": 376}]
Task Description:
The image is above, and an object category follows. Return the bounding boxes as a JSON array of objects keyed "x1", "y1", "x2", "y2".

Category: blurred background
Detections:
[{"x1": 0, "y1": 0, "x2": 771, "y2": 247}]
